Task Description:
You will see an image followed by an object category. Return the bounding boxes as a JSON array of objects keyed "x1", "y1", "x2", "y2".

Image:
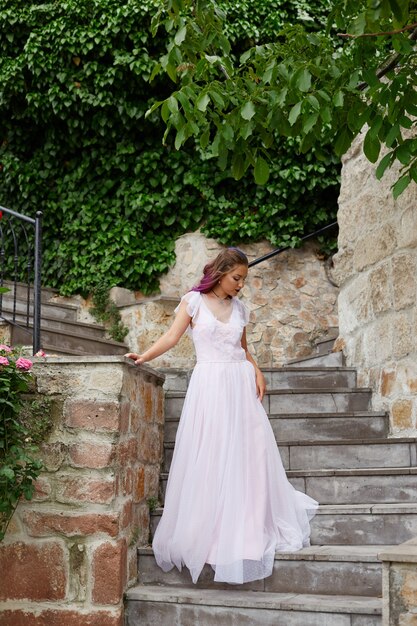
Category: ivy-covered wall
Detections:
[{"x1": 0, "y1": 0, "x2": 339, "y2": 296}]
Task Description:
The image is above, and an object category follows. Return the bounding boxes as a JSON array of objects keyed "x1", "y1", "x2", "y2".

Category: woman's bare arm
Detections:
[
  {"x1": 241, "y1": 328, "x2": 267, "y2": 401},
  {"x1": 125, "y1": 299, "x2": 192, "y2": 365}
]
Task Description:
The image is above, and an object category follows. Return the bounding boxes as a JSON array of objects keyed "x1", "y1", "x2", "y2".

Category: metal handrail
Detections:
[
  {"x1": 248, "y1": 222, "x2": 338, "y2": 267},
  {"x1": 0, "y1": 206, "x2": 42, "y2": 353}
]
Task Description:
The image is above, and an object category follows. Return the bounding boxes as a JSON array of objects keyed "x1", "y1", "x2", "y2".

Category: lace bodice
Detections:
[{"x1": 175, "y1": 291, "x2": 250, "y2": 363}]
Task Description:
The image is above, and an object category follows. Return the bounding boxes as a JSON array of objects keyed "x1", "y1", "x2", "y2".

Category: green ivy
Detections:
[
  {"x1": 0, "y1": 0, "x2": 339, "y2": 296},
  {"x1": 90, "y1": 282, "x2": 129, "y2": 342}
]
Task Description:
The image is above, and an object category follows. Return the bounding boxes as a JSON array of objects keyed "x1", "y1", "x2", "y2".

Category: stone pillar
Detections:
[
  {"x1": 0, "y1": 356, "x2": 164, "y2": 626},
  {"x1": 333, "y1": 134, "x2": 417, "y2": 435},
  {"x1": 379, "y1": 538, "x2": 417, "y2": 625}
]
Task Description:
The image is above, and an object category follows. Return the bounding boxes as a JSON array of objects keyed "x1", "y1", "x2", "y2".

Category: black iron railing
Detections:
[
  {"x1": 248, "y1": 222, "x2": 338, "y2": 267},
  {"x1": 0, "y1": 206, "x2": 42, "y2": 353}
]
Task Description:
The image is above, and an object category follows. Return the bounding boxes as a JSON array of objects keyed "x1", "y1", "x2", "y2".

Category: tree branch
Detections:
[
  {"x1": 338, "y1": 22, "x2": 417, "y2": 38},
  {"x1": 356, "y1": 27, "x2": 417, "y2": 91}
]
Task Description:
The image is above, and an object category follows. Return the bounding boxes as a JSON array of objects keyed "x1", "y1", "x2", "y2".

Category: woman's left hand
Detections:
[{"x1": 255, "y1": 369, "x2": 267, "y2": 402}]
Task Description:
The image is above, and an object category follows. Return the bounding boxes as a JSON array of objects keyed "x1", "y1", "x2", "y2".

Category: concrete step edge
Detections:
[
  {"x1": 159, "y1": 366, "x2": 357, "y2": 373},
  {"x1": 315, "y1": 335, "x2": 339, "y2": 346},
  {"x1": 125, "y1": 585, "x2": 382, "y2": 614},
  {"x1": 164, "y1": 437, "x2": 417, "y2": 448},
  {"x1": 164, "y1": 411, "x2": 388, "y2": 421},
  {"x1": 287, "y1": 353, "x2": 343, "y2": 365},
  {"x1": 165, "y1": 388, "x2": 372, "y2": 398},
  {"x1": 151, "y1": 503, "x2": 417, "y2": 516},
  {"x1": 160, "y1": 466, "x2": 417, "y2": 479},
  {"x1": 3, "y1": 293, "x2": 79, "y2": 312},
  {"x1": 137, "y1": 544, "x2": 394, "y2": 563},
  {"x1": 39, "y1": 325, "x2": 127, "y2": 348},
  {"x1": 10, "y1": 309, "x2": 106, "y2": 332},
  {"x1": 39, "y1": 343, "x2": 104, "y2": 357}
]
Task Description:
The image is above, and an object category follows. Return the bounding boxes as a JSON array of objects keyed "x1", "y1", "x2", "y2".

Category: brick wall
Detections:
[{"x1": 0, "y1": 356, "x2": 164, "y2": 626}]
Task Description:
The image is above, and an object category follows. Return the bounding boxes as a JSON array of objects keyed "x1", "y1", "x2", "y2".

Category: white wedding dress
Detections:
[{"x1": 152, "y1": 291, "x2": 318, "y2": 584}]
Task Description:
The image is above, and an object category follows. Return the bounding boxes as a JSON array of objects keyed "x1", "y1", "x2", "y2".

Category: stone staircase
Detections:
[
  {"x1": 1, "y1": 281, "x2": 127, "y2": 355},
  {"x1": 125, "y1": 333, "x2": 417, "y2": 626}
]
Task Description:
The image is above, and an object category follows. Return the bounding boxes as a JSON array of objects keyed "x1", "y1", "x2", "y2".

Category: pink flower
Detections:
[
  {"x1": 0, "y1": 344, "x2": 12, "y2": 353},
  {"x1": 0, "y1": 356, "x2": 9, "y2": 366},
  {"x1": 15, "y1": 357, "x2": 33, "y2": 371},
  {"x1": 34, "y1": 349, "x2": 46, "y2": 357}
]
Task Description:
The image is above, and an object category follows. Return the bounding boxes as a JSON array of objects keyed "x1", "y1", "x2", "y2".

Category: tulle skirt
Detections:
[{"x1": 152, "y1": 360, "x2": 318, "y2": 584}]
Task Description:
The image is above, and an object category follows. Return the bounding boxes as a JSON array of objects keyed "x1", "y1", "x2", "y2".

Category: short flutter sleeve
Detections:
[
  {"x1": 235, "y1": 298, "x2": 250, "y2": 326},
  {"x1": 174, "y1": 291, "x2": 202, "y2": 319}
]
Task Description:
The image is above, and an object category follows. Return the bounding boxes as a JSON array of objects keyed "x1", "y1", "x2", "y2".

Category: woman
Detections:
[{"x1": 125, "y1": 247, "x2": 318, "y2": 585}]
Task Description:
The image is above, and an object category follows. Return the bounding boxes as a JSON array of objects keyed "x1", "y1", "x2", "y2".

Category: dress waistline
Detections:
[{"x1": 196, "y1": 359, "x2": 247, "y2": 364}]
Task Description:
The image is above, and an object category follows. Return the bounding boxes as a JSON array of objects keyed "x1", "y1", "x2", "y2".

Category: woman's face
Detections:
[{"x1": 219, "y1": 264, "x2": 248, "y2": 297}]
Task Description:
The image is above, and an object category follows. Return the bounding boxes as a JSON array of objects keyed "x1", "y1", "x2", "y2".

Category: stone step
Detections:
[
  {"x1": 287, "y1": 351, "x2": 344, "y2": 368},
  {"x1": 136, "y1": 545, "x2": 387, "y2": 597},
  {"x1": 162, "y1": 438, "x2": 417, "y2": 473},
  {"x1": 150, "y1": 503, "x2": 417, "y2": 547},
  {"x1": 11, "y1": 324, "x2": 127, "y2": 356},
  {"x1": 315, "y1": 335, "x2": 338, "y2": 356},
  {"x1": 125, "y1": 586, "x2": 382, "y2": 626},
  {"x1": 1, "y1": 280, "x2": 58, "y2": 304},
  {"x1": 2, "y1": 307, "x2": 106, "y2": 339},
  {"x1": 1, "y1": 297, "x2": 79, "y2": 322},
  {"x1": 159, "y1": 467, "x2": 417, "y2": 505},
  {"x1": 165, "y1": 388, "x2": 372, "y2": 418},
  {"x1": 164, "y1": 411, "x2": 389, "y2": 444},
  {"x1": 159, "y1": 366, "x2": 358, "y2": 392},
  {"x1": 311, "y1": 503, "x2": 417, "y2": 545}
]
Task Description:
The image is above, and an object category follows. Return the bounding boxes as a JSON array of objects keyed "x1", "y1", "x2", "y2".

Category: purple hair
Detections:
[{"x1": 191, "y1": 247, "x2": 248, "y2": 293}]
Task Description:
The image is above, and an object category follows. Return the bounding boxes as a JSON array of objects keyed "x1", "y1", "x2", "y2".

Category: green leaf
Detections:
[
  {"x1": 375, "y1": 153, "x2": 392, "y2": 180},
  {"x1": 240, "y1": 50, "x2": 252, "y2": 64},
  {"x1": 333, "y1": 91, "x2": 344, "y2": 108},
  {"x1": 167, "y1": 96, "x2": 178, "y2": 114},
  {"x1": 388, "y1": 0, "x2": 406, "y2": 23},
  {"x1": 174, "y1": 25, "x2": 187, "y2": 45},
  {"x1": 303, "y1": 112, "x2": 319, "y2": 135},
  {"x1": 289, "y1": 102, "x2": 302, "y2": 126},
  {"x1": 307, "y1": 95, "x2": 320, "y2": 111},
  {"x1": 174, "y1": 125, "x2": 187, "y2": 150},
  {"x1": 231, "y1": 153, "x2": 245, "y2": 180},
  {"x1": 363, "y1": 129, "x2": 381, "y2": 163},
  {"x1": 385, "y1": 123, "x2": 401, "y2": 148},
  {"x1": 392, "y1": 174, "x2": 411, "y2": 200},
  {"x1": 294, "y1": 68, "x2": 311, "y2": 93},
  {"x1": 196, "y1": 93, "x2": 210, "y2": 112},
  {"x1": 0, "y1": 467, "x2": 15, "y2": 480},
  {"x1": 241, "y1": 101, "x2": 256, "y2": 121},
  {"x1": 320, "y1": 106, "x2": 332, "y2": 124},
  {"x1": 200, "y1": 128, "x2": 210, "y2": 149},
  {"x1": 210, "y1": 90, "x2": 225, "y2": 110},
  {"x1": 396, "y1": 143, "x2": 412, "y2": 166},
  {"x1": 254, "y1": 156, "x2": 270, "y2": 185},
  {"x1": 334, "y1": 126, "x2": 353, "y2": 157}
]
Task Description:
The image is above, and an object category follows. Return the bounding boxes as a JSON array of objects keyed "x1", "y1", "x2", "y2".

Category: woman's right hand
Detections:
[{"x1": 124, "y1": 352, "x2": 146, "y2": 365}]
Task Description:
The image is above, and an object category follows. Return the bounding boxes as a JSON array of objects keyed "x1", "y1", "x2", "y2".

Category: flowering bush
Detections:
[{"x1": 0, "y1": 345, "x2": 47, "y2": 540}]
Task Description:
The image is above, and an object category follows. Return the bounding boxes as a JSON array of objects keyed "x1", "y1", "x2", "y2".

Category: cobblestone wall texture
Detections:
[{"x1": 117, "y1": 231, "x2": 339, "y2": 369}]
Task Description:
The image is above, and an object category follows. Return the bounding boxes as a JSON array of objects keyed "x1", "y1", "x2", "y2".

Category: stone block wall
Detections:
[
  {"x1": 0, "y1": 356, "x2": 164, "y2": 626},
  {"x1": 380, "y1": 538, "x2": 417, "y2": 625},
  {"x1": 0, "y1": 320, "x2": 11, "y2": 345},
  {"x1": 116, "y1": 231, "x2": 339, "y2": 368},
  {"x1": 333, "y1": 133, "x2": 417, "y2": 435}
]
